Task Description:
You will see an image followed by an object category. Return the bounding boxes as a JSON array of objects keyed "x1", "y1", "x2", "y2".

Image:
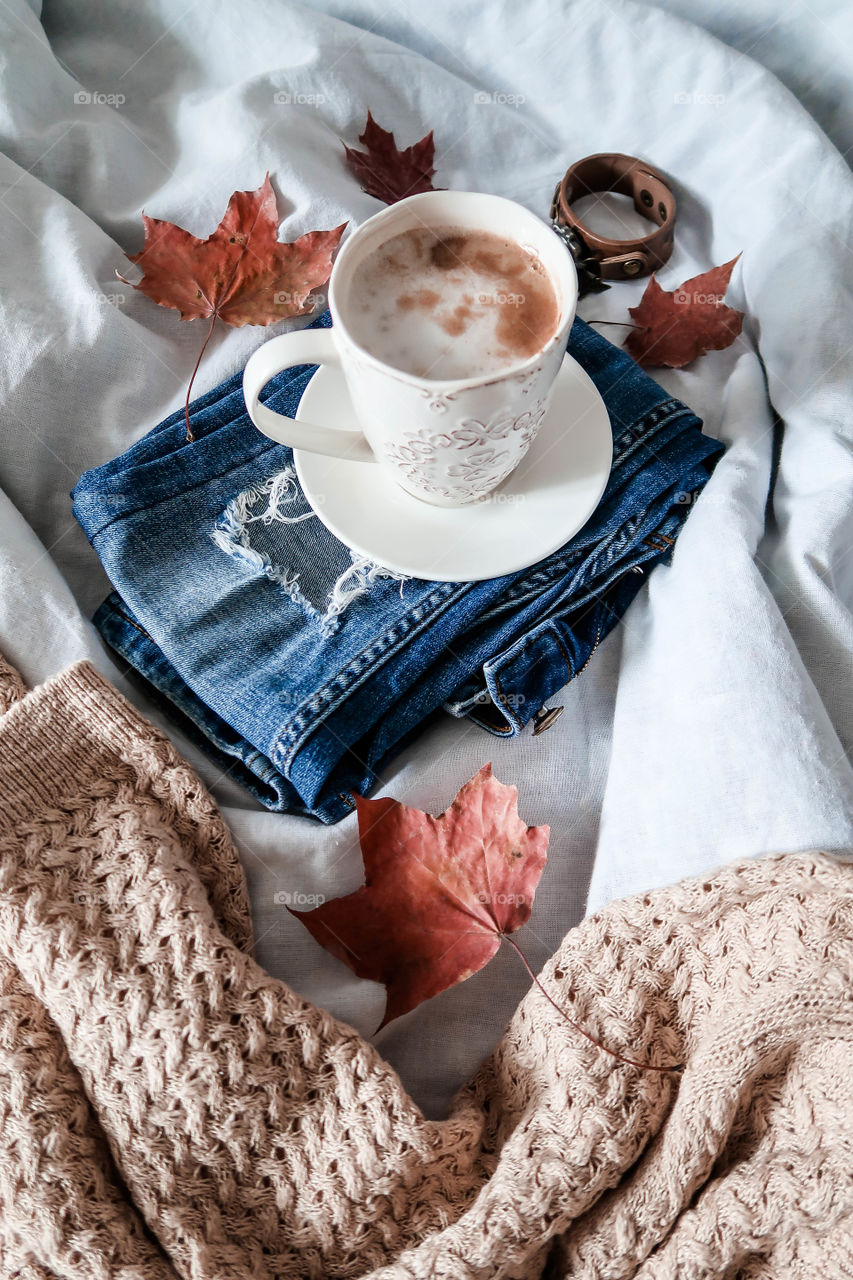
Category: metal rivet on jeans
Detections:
[{"x1": 533, "y1": 705, "x2": 564, "y2": 735}]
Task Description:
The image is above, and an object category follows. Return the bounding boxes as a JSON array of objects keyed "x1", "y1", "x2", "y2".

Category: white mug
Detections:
[{"x1": 242, "y1": 190, "x2": 578, "y2": 507}]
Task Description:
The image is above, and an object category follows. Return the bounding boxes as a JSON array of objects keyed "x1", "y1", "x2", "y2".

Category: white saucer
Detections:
[{"x1": 293, "y1": 354, "x2": 613, "y2": 582}]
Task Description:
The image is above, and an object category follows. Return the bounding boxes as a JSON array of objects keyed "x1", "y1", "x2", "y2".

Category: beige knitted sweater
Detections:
[{"x1": 0, "y1": 656, "x2": 851, "y2": 1280}]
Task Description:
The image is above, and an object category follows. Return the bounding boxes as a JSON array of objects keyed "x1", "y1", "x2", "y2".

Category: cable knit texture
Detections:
[{"x1": 0, "y1": 658, "x2": 851, "y2": 1279}]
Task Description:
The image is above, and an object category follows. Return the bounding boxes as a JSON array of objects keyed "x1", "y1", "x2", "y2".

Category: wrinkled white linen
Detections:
[{"x1": 0, "y1": 0, "x2": 851, "y2": 1116}]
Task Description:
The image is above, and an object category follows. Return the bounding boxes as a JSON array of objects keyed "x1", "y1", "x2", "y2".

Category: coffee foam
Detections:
[{"x1": 345, "y1": 225, "x2": 560, "y2": 379}]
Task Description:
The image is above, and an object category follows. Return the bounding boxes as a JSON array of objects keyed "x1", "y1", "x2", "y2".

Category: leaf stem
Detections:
[
  {"x1": 500, "y1": 932, "x2": 681, "y2": 1075},
  {"x1": 585, "y1": 319, "x2": 641, "y2": 329},
  {"x1": 184, "y1": 312, "x2": 218, "y2": 442}
]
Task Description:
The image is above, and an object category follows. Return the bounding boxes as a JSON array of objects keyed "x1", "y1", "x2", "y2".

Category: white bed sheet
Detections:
[
  {"x1": 648, "y1": 0, "x2": 853, "y2": 160},
  {"x1": 1, "y1": 0, "x2": 851, "y2": 1116}
]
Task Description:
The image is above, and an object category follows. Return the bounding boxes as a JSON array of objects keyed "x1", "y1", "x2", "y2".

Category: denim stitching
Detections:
[
  {"x1": 487, "y1": 402, "x2": 694, "y2": 609},
  {"x1": 444, "y1": 508, "x2": 683, "y2": 729},
  {"x1": 484, "y1": 548, "x2": 665, "y2": 729},
  {"x1": 275, "y1": 582, "x2": 467, "y2": 768},
  {"x1": 490, "y1": 624, "x2": 574, "y2": 733},
  {"x1": 85, "y1": 442, "x2": 282, "y2": 542},
  {"x1": 108, "y1": 603, "x2": 155, "y2": 644}
]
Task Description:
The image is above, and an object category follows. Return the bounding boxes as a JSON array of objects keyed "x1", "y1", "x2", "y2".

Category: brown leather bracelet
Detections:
[{"x1": 550, "y1": 153, "x2": 677, "y2": 295}]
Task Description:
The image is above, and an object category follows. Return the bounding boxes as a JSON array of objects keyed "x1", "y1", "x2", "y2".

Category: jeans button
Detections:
[{"x1": 533, "y1": 705, "x2": 564, "y2": 735}]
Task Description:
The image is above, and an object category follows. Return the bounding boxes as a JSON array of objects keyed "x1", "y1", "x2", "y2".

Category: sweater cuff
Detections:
[{"x1": 0, "y1": 662, "x2": 167, "y2": 831}]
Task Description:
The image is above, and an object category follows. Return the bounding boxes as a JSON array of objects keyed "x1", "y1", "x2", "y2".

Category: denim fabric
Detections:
[{"x1": 72, "y1": 313, "x2": 723, "y2": 822}]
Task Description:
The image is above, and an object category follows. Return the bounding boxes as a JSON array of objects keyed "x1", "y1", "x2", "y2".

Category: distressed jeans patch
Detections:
[{"x1": 212, "y1": 466, "x2": 407, "y2": 636}]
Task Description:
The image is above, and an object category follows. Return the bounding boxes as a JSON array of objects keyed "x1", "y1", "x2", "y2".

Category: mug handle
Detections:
[{"x1": 243, "y1": 329, "x2": 376, "y2": 463}]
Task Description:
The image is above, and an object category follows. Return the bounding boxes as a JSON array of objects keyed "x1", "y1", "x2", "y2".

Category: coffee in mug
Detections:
[{"x1": 347, "y1": 226, "x2": 561, "y2": 379}]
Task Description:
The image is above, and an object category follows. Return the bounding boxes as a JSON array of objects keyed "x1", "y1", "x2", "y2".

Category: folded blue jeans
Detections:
[{"x1": 72, "y1": 313, "x2": 723, "y2": 822}]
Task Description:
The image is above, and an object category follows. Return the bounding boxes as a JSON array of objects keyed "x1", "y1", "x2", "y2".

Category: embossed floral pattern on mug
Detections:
[{"x1": 381, "y1": 401, "x2": 547, "y2": 501}]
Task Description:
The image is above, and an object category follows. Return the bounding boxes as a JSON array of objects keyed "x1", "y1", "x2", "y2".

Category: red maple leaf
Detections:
[
  {"x1": 343, "y1": 110, "x2": 439, "y2": 204},
  {"x1": 120, "y1": 174, "x2": 346, "y2": 439},
  {"x1": 625, "y1": 255, "x2": 744, "y2": 368},
  {"x1": 291, "y1": 764, "x2": 549, "y2": 1027}
]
